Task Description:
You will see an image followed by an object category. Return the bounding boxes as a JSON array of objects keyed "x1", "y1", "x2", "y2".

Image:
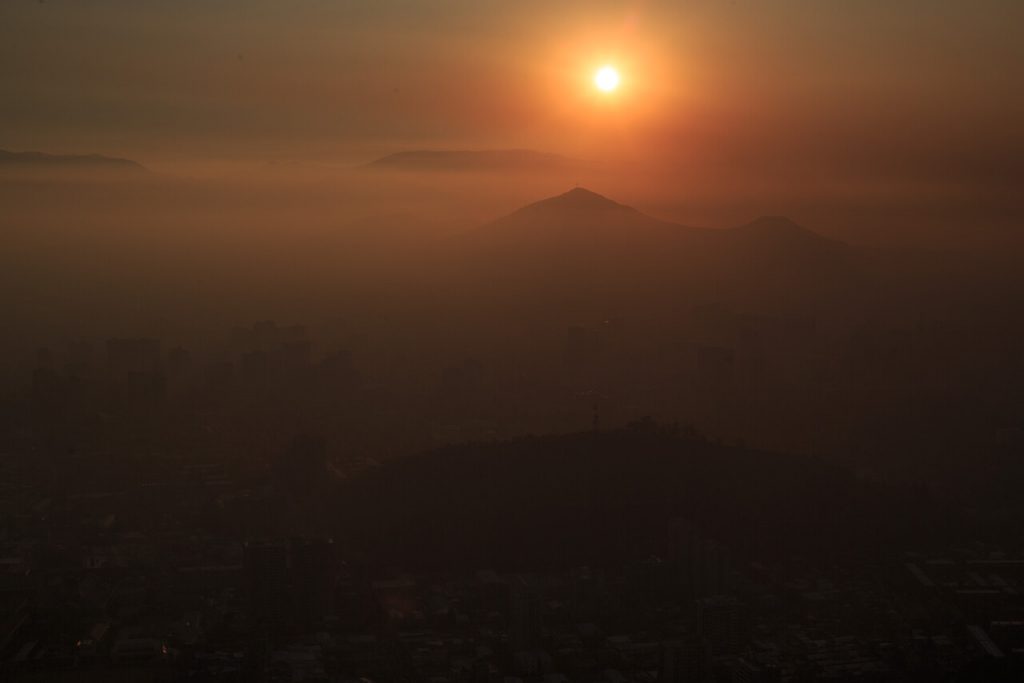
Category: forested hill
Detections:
[{"x1": 333, "y1": 423, "x2": 950, "y2": 570}]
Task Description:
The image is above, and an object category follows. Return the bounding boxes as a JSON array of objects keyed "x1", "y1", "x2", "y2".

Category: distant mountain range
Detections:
[
  {"x1": 0, "y1": 149, "x2": 145, "y2": 171},
  {"x1": 441, "y1": 187, "x2": 861, "y2": 313},
  {"x1": 367, "y1": 149, "x2": 589, "y2": 172},
  {"x1": 476, "y1": 187, "x2": 839, "y2": 250},
  {"x1": 463, "y1": 186, "x2": 849, "y2": 270}
]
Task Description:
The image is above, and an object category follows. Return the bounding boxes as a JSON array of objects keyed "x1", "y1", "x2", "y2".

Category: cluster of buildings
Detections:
[
  {"x1": 3, "y1": 314, "x2": 1023, "y2": 680},
  {"x1": 2, "y1": 427, "x2": 1021, "y2": 682}
]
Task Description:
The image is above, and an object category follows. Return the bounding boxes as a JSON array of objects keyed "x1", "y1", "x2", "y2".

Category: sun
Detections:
[{"x1": 594, "y1": 65, "x2": 620, "y2": 92}]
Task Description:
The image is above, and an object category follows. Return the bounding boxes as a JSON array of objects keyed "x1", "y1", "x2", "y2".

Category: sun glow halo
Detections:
[{"x1": 594, "y1": 65, "x2": 620, "y2": 92}]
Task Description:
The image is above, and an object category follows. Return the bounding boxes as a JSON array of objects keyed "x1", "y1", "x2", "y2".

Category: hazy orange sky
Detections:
[{"x1": 1, "y1": 1, "x2": 1022, "y2": 193}]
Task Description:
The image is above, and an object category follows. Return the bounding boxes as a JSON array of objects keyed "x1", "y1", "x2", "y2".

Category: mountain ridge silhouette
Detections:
[
  {"x1": 470, "y1": 187, "x2": 838, "y2": 252},
  {"x1": 0, "y1": 149, "x2": 145, "y2": 171}
]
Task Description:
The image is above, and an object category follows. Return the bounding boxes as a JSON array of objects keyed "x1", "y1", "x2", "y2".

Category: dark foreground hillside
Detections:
[{"x1": 334, "y1": 423, "x2": 950, "y2": 571}]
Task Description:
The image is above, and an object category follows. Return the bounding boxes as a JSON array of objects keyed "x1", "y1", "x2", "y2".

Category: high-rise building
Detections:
[
  {"x1": 244, "y1": 541, "x2": 290, "y2": 637},
  {"x1": 510, "y1": 576, "x2": 543, "y2": 653},
  {"x1": 105, "y1": 338, "x2": 164, "y2": 403},
  {"x1": 732, "y1": 658, "x2": 781, "y2": 683},
  {"x1": 659, "y1": 637, "x2": 708, "y2": 683},
  {"x1": 697, "y1": 595, "x2": 749, "y2": 657},
  {"x1": 290, "y1": 537, "x2": 335, "y2": 629}
]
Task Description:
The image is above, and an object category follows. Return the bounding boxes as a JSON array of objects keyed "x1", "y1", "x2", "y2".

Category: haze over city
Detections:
[{"x1": 1, "y1": 2, "x2": 1023, "y2": 681}]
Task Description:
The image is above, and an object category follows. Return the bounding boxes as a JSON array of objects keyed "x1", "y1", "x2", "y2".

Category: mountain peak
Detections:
[
  {"x1": 734, "y1": 215, "x2": 840, "y2": 247},
  {"x1": 556, "y1": 186, "x2": 616, "y2": 204},
  {"x1": 466, "y1": 187, "x2": 689, "y2": 252},
  {"x1": 521, "y1": 187, "x2": 633, "y2": 216}
]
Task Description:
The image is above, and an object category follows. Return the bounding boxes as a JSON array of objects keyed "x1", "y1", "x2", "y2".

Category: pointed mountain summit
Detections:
[
  {"x1": 474, "y1": 187, "x2": 691, "y2": 251},
  {"x1": 500, "y1": 187, "x2": 648, "y2": 223},
  {"x1": 504, "y1": 187, "x2": 650, "y2": 218},
  {"x1": 725, "y1": 215, "x2": 848, "y2": 265},
  {"x1": 532, "y1": 186, "x2": 627, "y2": 210},
  {"x1": 731, "y1": 215, "x2": 839, "y2": 246}
]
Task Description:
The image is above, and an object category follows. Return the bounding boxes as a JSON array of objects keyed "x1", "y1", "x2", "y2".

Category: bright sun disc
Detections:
[{"x1": 594, "y1": 66, "x2": 620, "y2": 92}]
